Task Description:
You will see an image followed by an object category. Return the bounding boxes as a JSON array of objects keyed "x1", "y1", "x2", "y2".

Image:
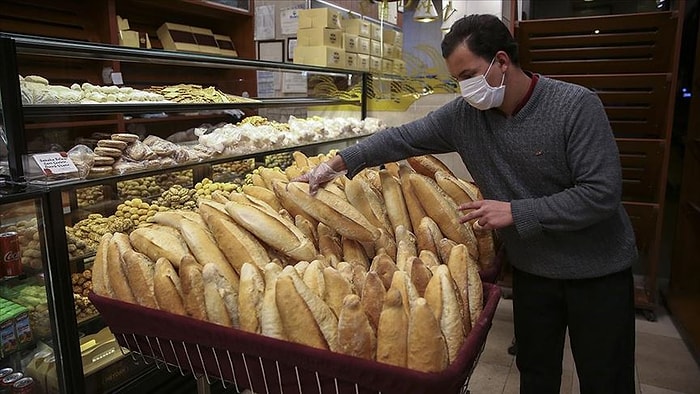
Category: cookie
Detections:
[
  {"x1": 111, "y1": 133, "x2": 140, "y2": 143},
  {"x1": 97, "y1": 139, "x2": 128, "y2": 150},
  {"x1": 93, "y1": 156, "x2": 116, "y2": 166},
  {"x1": 89, "y1": 166, "x2": 113, "y2": 176},
  {"x1": 94, "y1": 146, "x2": 123, "y2": 158}
]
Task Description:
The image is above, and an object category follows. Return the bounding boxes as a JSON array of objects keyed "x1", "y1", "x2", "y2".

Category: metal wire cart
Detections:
[{"x1": 89, "y1": 281, "x2": 500, "y2": 394}]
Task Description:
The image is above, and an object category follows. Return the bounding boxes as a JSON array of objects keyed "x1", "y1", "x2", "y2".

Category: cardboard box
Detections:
[
  {"x1": 370, "y1": 39, "x2": 382, "y2": 57},
  {"x1": 383, "y1": 43, "x2": 395, "y2": 59},
  {"x1": 215, "y1": 34, "x2": 238, "y2": 57},
  {"x1": 382, "y1": 58, "x2": 394, "y2": 74},
  {"x1": 382, "y1": 29, "x2": 403, "y2": 46},
  {"x1": 356, "y1": 37, "x2": 370, "y2": 55},
  {"x1": 191, "y1": 26, "x2": 220, "y2": 54},
  {"x1": 298, "y1": 8, "x2": 342, "y2": 29},
  {"x1": 369, "y1": 56, "x2": 382, "y2": 73},
  {"x1": 357, "y1": 54, "x2": 370, "y2": 71},
  {"x1": 370, "y1": 23, "x2": 382, "y2": 41},
  {"x1": 393, "y1": 31, "x2": 404, "y2": 47},
  {"x1": 116, "y1": 15, "x2": 130, "y2": 31},
  {"x1": 393, "y1": 59, "x2": 406, "y2": 75},
  {"x1": 344, "y1": 18, "x2": 371, "y2": 38},
  {"x1": 393, "y1": 45, "x2": 403, "y2": 59},
  {"x1": 297, "y1": 28, "x2": 343, "y2": 48},
  {"x1": 294, "y1": 46, "x2": 346, "y2": 68},
  {"x1": 345, "y1": 53, "x2": 359, "y2": 70},
  {"x1": 157, "y1": 22, "x2": 199, "y2": 52},
  {"x1": 119, "y1": 30, "x2": 140, "y2": 48},
  {"x1": 344, "y1": 34, "x2": 359, "y2": 53}
]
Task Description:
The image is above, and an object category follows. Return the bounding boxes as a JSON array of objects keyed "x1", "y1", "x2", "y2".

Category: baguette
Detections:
[
  {"x1": 238, "y1": 263, "x2": 265, "y2": 333},
  {"x1": 434, "y1": 171, "x2": 476, "y2": 207},
  {"x1": 225, "y1": 199, "x2": 317, "y2": 262},
  {"x1": 415, "y1": 216, "x2": 443, "y2": 258},
  {"x1": 317, "y1": 223, "x2": 342, "y2": 267},
  {"x1": 473, "y1": 223, "x2": 496, "y2": 271},
  {"x1": 361, "y1": 271, "x2": 386, "y2": 332},
  {"x1": 406, "y1": 154, "x2": 454, "y2": 179},
  {"x1": 398, "y1": 164, "x2": 427, "y2": 231},
  {"x1": 199, "y1": 202, "x2": 270, "y2": 272},
  {"x1": 337, "y1": 294, "x2": 376, "y2": 360},
  {"x1": 344, "y1": 176, "x2": 393, "y2": 236},
  {"x1": 270, "y1": 181, "x2": 319, "y2": 226},
  {"x1": 242, "y1": 184, "x2": 283, "y2": 212},
  {"x1": 408, "y1": 173, "x2": 479, "y2": 259},
  {"x1": 374, "y1": 228, "x2": 397, "y2": 261},
  {"x1": 390, "y1": 270, "x2": 420, "y2": 318},
  {"x1": 282, "y1": 182, "x2": 381, "y2": 243},
  {"x1": 154, "y1": 257, "x2": 186, "y2": 316},
  {"x1": 379, "y1": 170, "x2": 412, "y2": 234},
  {"x1": 107, "y1": 233, "x2": 136, "y2": 303},
  {"x1": 276, "y1": 274, "x2": 328, "y2": 349},
  {"x1": 467, "y1": 253, "x2": 483, "y2": 328},
  {"x1": 202, "y1": 262, "x2": 239, "y2": 327},
  {"x1": 260, "y1": 263, "x2": 286, "y2": 340},
  {"x1": 396, "y1": 239, "x2": 418, "y2": 272},
  {"x1": 424, "y1": 265, "x2": 465, "y2": 363},
  {"x1": 258, "y1": 167, "x2": 289, "y2": 190},
  {"x1": 446, "y1": 243, "x2": 474, "y2": 332},
  {"x1": 179, "y1": 255, "x2": 207, "y2": 321},
  {"x1": 369, "y1": 252, "x2": 398, "y2": 291},
  {"x1": 407, "y1": 257, "x2": 433, "y2": 297},
  {"x1": 438, "y1": 238, "x2": 458, "y2": 265},
  {"x1": 292, "y1": 151, "x2": 310, "y2": 168},
  {"x1": 407, "y1": 298, "x2": 449, "y2": 372},
  {"x1": 92, "y1": 233, "x2": 114, "y2": 297},
  {"x1": 376, "y1": 287, "x2": 408, "y2": 367},
  {"x1": 179, "y1": 216, "x2": 240, "y2": 287},
  {"x1": 129, "y1": 225, "x2": 191, "y2": 269},
  {"x1": 302, "y1": 260, "x2": 326, "y2": 300},
  {"x1": 295, "y1": 215, "x2": 318, "y2": 248},
  {"x1": 384, "y1": 162, "x2": 401, "y2": 178},
  {"x1": 323, "y1": 266, "x2": 354, "y2": 317},
  {"x1": 342, "y1": 237, "x2": 370, "y2": 270},
  {"x1": 419, "y1": 250, "x2": 441, "y2": 272},
  {"x1": 122, "y1": 249, "x2": 158, "y2": 309}
]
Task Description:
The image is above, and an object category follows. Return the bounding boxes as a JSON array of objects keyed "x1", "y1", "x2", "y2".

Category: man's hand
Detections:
[
  {"x1": 293, "y1": 161, "x2": 347, "y2": 195},
  {"x1": 458, "y1": 200, "x2": 513, "y2": 230}
]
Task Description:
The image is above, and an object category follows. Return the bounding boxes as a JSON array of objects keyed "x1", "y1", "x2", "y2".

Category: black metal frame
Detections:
[{"x1": 0, "y1": 36, "x2": 27, "y2": 183}]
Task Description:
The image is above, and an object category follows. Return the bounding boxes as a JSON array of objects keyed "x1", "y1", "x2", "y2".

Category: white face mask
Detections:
[{"x1": 459, "y1": 57, "x2": 505, "y2": 110}]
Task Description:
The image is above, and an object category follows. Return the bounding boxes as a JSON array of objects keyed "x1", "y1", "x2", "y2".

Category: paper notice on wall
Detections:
[
  {"x1": 282, "y1": 72, "x2": 307, "y2": 93},
  {"x1": 255, "y1": 4, "x2": 275, "y2": 40},
  {"x1": 257, "y1": 71, "x2": 275, "y2": 97},
  {"x1": 280, "y1": 8, "x2": 300, "y2": 36}
]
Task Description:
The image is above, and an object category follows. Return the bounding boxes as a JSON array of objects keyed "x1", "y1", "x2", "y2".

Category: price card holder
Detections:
[{"x1": 24, "y1": 152, "x2": 81, "y2": 183}]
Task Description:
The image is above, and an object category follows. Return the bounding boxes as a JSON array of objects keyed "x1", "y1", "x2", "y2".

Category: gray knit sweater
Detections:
[{"x1": 339, "y1": 76, "x2": 638, "y2": 279}]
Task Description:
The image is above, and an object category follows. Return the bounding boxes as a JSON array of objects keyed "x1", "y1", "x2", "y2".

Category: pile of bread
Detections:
[
  {"x1": 92, "y1": 153, "x2": 493, "y2": 373},
  {"x1": 19, "y1": 75, "x2": 167, "y2": 104}
]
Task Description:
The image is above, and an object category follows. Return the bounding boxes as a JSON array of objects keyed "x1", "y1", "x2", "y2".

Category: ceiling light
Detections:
[{"x1": 414, "y1": 0, "x2": 438, "y2": 23}]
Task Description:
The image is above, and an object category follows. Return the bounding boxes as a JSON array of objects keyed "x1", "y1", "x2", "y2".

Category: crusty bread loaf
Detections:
[
  {"x1": 322, "y1": 266, "x2": 354, "y2": 317},
  {"x1": 457, "y1": 178, "x2": 481, "y2": 202},
  {"x1": 396, "y1": 239, "x2": 417, "y2": 272},
  {"x1": 418, "y1": 250, "x2": 441, "y2": 271},
  {"x1": 258, "y1": 167, "x2": 289, "y2": 190},
  {"x1": 179, "y1": 215, "x2": 240, "y2": 288},
  {"x1": 295, "y1": 215, "x2": 318, "y2": 248},
  {"x1": 225, "y1": 199, "x2": 317, "y2": 262},
  {"x1": 317, "y1": 223, "x2": 342, "y2": 267},
  {"x1": 92, "y1": 233, "x2": 114, "y2": 297},
  {"x1": 467, "y1": 253, "x2": 483, "y2": 329},
  {"x1": 376, "y1": 287, "x2": 408, "y2": 367},
  {"x1": 434, "y1": 171, "x2": 476, "y2": 208},
  {"x1": 406, "y1": 154, "x2": 455, "y2": 179},
  {"x1": 473, "y1": 222, "x2": 496, "y2": 271},
  {"x1": 424, "y1": 265, "x2": 465, "y2": 363},
  {"x1": 276, "y1": 273, "x2": 328, "y2": 349},
  {"x1": 379, "y1": 170, "x2": 412, "y2": 234},
  {"x1": 260, "y1": 263, "x2": 286, "y2": 340},
  {"x1": 242, "y1": 184, "x2": 283, "y2": 212},
  {"x1": 238, "y1": 263, "x2": 265, "y2": 333},
  {"x1": 407, "y1": 257, "x2": 433, "y2": 297},
  {"x1": 302, "y1": 260, "x2": 326, "y2": 300},
  {"x1": 415, "y1": 216, "x2": 443, "y2": 258},
  {"x1": 337, "y1": 294, "x2": 377, "y2": 360},
  {"x1": 202, "y1": 263, "x2": 239, "y2": 327},
  {"x1": 129, "y1": 225, "x2": 192, "y2": 269},
  {"x1": 369, "y1": 252, "x2": 398, "y2": 291},
  {"x1": 199, "y1": 202, "x2": 270, "y2": 272},
  {"x1": 374, "y1": 228, "x2": 397, "y2": 261},
  {"x1": 361, "y1": 271, "x2": 386, "y2": 332},
  {"x1": 407, "y1": 298, "x2": 449, "y2": 372},
  {"x1": 342, "y1": 237, "x2": 370, "y2": 270},
  {"x1": 344, "y1": 175, "x2": 393, "y2": 237},
  {"x1": 292, "y1": 151, "x2": 310, "y2": 168},
  {"x1": 390, "y1": 270, "x2": 420, "y2": 318},
  {"x1": 122, "y1": 249, "x2": 158, "y2": 309},
  {"x1": 438, "y1": 238, "x2": 458, "y2": 265},
  {"x1": 154, "y1": 257, "x2": 186, "y2": 316},
  {"x1": 179, "y1": 255, "x2": 207, "y2": 321},
  {"x1": 107, "y1": 233, "x2": 136, "y2": 303},
  {"x1": 398, "y1": 164, "x2": 428, "y2": 231},
  {"x1": 282, "y1": 182, "x2": 381, "y2": 243},
  {"x1": 446, "y1": 243, "x2": 473, "y2": 332}
]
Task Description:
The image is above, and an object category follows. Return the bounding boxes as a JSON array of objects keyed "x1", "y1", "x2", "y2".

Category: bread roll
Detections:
[
  {"x1": 361, "y1": 271, "x2": 386, "y2": 332},
  {"x1": 406, "y1": 154, "x2": 454, "y2": 179},
  {"x1": 281, "y1": 182, "x2": 381, "y2": 243},
  {"x1": 424, "y1": 265, "x2": 465, "y2": 363},
  {"x1": 202, "y1": 263, "x2": 239, "y2": 327},
  {"x1": 107, "y1": 233, "x2": 136, "y2": 303},
  {"x1": 379, "y1": 170, "x2": 412, "y2": 233},
  {"x1": 337, "y1": 294, "x2": 376, "y2": 360},
  {"x1": 92, "y1": 233, "x2": 114, "y2": 297},
  {"x1": 180, "y1": 256, "x2": 207, "y2": 321},
  {"x1": 323, "y1": 266, "x2": 354, "y2": 317},
  {"x1": 376, "y1": 287, "x2": 408, "y2": 367},
  {"x1": 225, "y1": 200, "x2": 316, "y2": 262},
  {"x1": 154, "y1": 257, "x2": 186, "y2": 316},
  {"x1": 129, "y1": 225, "x2": 191, "y2": 269},
  {"x1": 260, "y1": 263, "x2": 286, "y2": 340},
  {"x1": 122, "y1": 249, "x2": 158, "y2": 309},
  {"x1": 446, "y1": 243, "x2": 474, "y2": 332},
  {"x1": 369, "y1": 252, "x2": 398, "y2": 291},
  {"x1": 407, "y1": 298, "x2": 449, "y2": 372},
  {"x1": 398, "y1": 164, "x2": 427, "y2": 231},
  {"x1": 238, "y1": 263, "x2": 265, "y2": 333},
  {"x1": 408, "y1": 173, "x2": 479, "y2": 259},
  {"x1": 199, "y1": 202, "x2": 269, "y2": 272}
]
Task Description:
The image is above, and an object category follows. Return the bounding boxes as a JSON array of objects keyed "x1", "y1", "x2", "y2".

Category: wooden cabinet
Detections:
[{"x1": 516, "y1": 9, "x2": 684, "y2": 318}]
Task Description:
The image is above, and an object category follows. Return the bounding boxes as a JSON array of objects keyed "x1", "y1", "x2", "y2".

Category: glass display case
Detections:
[{"x1": 0, "y1": 31, "x2": 371, "y2": 393}]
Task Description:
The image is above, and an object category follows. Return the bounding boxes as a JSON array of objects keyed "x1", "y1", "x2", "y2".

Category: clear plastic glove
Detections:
[{"x1": 294, "y1": 162, "x2": 347, "y2": 195}]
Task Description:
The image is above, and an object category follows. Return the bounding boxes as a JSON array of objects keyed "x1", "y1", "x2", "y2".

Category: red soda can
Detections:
[
  {"x1": 11, "y1": 377, "x2": 34, "y2": 393},
  {"x1": 1, "y1": 372, "x2": 22, "y2": 388},
  {"x1": 0, "y1": 232, "x2": 22, "y2": 278}
]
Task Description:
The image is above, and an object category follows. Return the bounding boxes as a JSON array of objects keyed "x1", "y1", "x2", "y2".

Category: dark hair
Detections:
[{"x1": 441, "y1": 14, "x2": 519, "y2": 65}]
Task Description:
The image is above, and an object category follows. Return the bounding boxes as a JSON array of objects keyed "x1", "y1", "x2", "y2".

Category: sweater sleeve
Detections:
[
  {"x1": 511, "y1": 92, "x2": 623, "y2": 238},
  {"x1": 339, "y1": 99, "x2": 461, "y2": 178}
]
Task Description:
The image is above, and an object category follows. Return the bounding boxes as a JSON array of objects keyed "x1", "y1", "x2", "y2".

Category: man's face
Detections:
[{"x1": 446, "y1": 43, "x2": 502, "y2": 85}]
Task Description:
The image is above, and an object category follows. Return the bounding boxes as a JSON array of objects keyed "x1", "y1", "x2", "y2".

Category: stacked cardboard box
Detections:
[
  {"x1": 294, "y1": 8, "x2": 346, "y2": 69},
  {"x1": 156, "y1": 22, "x2": 237, "y2": 56},
  {"x1": 117, "y1": 15, "x2": 151, "y2": 49}
]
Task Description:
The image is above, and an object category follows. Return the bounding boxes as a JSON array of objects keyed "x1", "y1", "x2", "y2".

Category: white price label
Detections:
[{"x1": 33, "y1": 152, "x2": 78, "y2": 176}]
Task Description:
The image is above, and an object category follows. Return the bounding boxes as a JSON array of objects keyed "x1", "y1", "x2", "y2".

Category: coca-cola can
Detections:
[
  {"x1": 1, "y1": 372, "x2": 22, "y2": 388},
  {"x1": 0, "y1": 232, "x2": 22, "y2": 278},
  {"x1": 11, "y1": 377, "x2": 34, "y2": 393}
]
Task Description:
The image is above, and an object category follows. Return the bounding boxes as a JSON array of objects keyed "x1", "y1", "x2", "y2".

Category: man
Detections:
[{"x1": 299, "y1": 14, "x2": 637, "y2": 394}]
